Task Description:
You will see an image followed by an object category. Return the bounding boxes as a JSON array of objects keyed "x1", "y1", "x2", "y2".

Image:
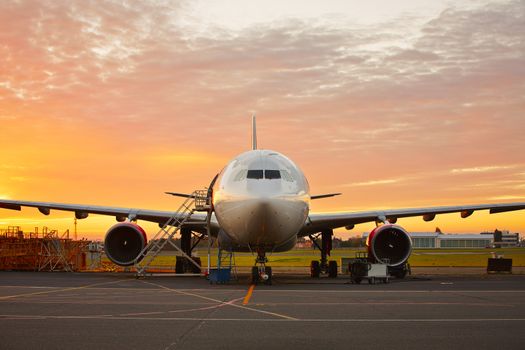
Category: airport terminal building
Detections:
[
  {"x1": 410, "y1": 232, "x2": 493, "y2": 249},
  {"x1": 362, "y1": 231, "x2": 520, "y2": 249}
]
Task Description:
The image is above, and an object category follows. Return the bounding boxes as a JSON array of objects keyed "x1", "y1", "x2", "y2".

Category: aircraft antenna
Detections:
[{"x1": 251, "y1": 114, "x2": 257, "y2": 150}]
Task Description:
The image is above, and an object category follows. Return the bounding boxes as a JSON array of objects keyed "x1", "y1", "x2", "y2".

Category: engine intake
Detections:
[
  {"x1": 367, "y1": 224, "x2": 412, "y2": 266},
  {"x1": 104, "y1": 223, "x2": 147, "y2": 266}
]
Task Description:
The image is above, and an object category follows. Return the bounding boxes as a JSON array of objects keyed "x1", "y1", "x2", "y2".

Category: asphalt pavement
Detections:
[{"x1": 1, "y1": 271, "x2": 524, "y2": 349}]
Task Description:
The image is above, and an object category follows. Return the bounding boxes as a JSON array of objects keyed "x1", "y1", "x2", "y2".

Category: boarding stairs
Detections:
[{"x1": 134, "y1": 189, "x2": 211, "y2": 276}]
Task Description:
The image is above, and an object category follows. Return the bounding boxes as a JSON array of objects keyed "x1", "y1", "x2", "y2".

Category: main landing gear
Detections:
[
  {"x1": 251, "y1": 249, "x2": 272, "y2": 285},
  {"x1": 175, "y1": 227, "x2": 203, "y2": 274},
  {"x1": 309, "y1": 230, "x2": 338, "y2": 278},
  {"x1": 388, "y1": 263, "x2": 411, "y2": 279}
]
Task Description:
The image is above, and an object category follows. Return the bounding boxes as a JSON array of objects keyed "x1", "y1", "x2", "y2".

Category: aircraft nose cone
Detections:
[
  {"x1": 213, "y1": 193, "x2": 309, "y2": 249},
  {"x1": 245, "y1": 199, "x2": 280, "y2": 242}
]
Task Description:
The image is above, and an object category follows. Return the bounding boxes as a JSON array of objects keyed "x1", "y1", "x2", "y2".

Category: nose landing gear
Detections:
[
  {"x1": 309, "y1": 230, "x2": 338, "y2": 278},
  {"x1": 251, "y1": 249, "x2": 272, "y2": 285}
]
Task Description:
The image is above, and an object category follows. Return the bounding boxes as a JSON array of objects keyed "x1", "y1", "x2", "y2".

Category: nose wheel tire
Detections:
[
  {"x1": 264, "y1": 266, "x2": 272, "y2": 285},
  {"x1": 252, "y1": 266, "x2": 273, "y2": 285}
]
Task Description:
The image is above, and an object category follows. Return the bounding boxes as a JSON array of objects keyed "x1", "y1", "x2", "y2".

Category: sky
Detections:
[{"x1": 0, "y1": 0, "x2": 524, "y2": 240}]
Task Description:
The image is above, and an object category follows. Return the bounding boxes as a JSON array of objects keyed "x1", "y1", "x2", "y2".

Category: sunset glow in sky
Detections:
[{"x1": 1, "y1": 0, "x2": 524, "y2": 240}]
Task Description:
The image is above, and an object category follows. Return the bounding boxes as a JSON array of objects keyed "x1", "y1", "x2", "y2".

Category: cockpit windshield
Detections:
[
  {"x1": 265, "y1": 170, "x2": 281, "y2": 179},
  {"x1": 247, "y1": 170, "x2": 264, "y2": 179},
  {"x1": 245, "y1": 169, "x2": 282, "y2": 180}
]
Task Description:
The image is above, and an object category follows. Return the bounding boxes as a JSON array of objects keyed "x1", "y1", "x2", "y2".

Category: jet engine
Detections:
[
  {"x1": 104, "y1": 222, "x2": 147, "y2": 266},
  {"x1": 366, "y1": 224, "x2": 412, "y2": 266}
]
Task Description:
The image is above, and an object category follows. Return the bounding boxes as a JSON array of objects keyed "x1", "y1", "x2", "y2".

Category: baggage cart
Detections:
[{"x1": 349, "y1": 261, "x2": 389, "y2": 284}]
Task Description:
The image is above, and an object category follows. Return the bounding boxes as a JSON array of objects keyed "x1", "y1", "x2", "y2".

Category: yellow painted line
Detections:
[
  {"x1": 0, "y1": 279, "x2": 126, "y2": 300},
  {"x1": 243, "y1": 284, "x2": 255, "y2": 305}
]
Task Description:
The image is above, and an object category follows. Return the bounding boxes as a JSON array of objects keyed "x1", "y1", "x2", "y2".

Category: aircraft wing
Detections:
[
  {"x1": 0, "y1": 199, "x2": 212, "y2": 230},
  {"x1": 300, "y1": 202, "x2": 525, "y2": 235}
]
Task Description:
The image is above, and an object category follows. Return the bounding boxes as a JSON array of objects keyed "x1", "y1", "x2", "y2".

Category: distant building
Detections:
[
  {"x1": 295, "y1": 237, "x2": 313, "y2": 249},
  {"x1": 410, "y1": 233, "x2": 438, "y2": 248},
  {"x1": 437, "y1": 234, "x2": 493, "y2": 248},
  {"x1": 362, "y1": 231, "x2": 498, "y2": 249},
  {"x1": 482, "y1": 230, "x2": 520, "y2": 248}
]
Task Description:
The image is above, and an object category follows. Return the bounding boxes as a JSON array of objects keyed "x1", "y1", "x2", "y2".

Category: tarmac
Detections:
[{"x1": 1, "y1": 271, "x2": 524, "y2": 350}]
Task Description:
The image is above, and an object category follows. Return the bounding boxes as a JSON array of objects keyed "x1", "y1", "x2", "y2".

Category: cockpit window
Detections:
[
  {"x1": 265, "y1": 170, "x2": 281, "y2": 179},
  {"x1": 233, "y1": 169, "x2": 248, "y2": 181},
  {"x1": 280, "y1": 170, "x2": 294, "y2": 182},
  {"x1": 247, "y1": 169, "x2": 264, "y2": 179}
]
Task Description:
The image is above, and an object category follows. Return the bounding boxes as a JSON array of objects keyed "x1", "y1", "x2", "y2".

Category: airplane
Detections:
[{"x1": 1, "y1": 116, "x2": 524, "y2": 284}]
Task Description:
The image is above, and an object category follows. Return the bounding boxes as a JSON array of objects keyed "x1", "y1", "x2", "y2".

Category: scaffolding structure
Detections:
[
  {"x1": 0, "y1": 226, "x2": 88, "y2": 271},
  {"x1": 87, "y1": 241, "x2": 103, "y2": 270}
]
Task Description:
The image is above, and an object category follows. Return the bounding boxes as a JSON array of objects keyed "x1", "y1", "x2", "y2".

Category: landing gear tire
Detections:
[
  {"x1": 264, "y1": 266, "x2": 272, "y2": 285},
  {"x1": 175, "y1": 256, "x2": 201, "y2": 274},
  {"x1": 393, "y1": 270, "x2": 407, "y2": 279},
  {"x1": 310, "y1": 260, "x2": 320, "y2": 278},
  {"x1": 328, "y1": 260, "x2": 338, "y2": 278},
  {"x1": 191, "y1": 257, "x2": 202, "y2": 274},
  {"x1": 251, "y1": 266, "x2": 260, "y2": 284},
  {"x1": 389, "y1": 264, "x2": 409, "y2": 279},
  {"x1": 175, "y1": 257, "x2": 184, "y2": 274}
]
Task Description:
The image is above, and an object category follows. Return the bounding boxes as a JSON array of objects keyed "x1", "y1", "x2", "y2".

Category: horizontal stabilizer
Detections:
[
  {"x1": 165, "y1": 192, "x2": 196, "y2": 198},
  {"x1": 311, "y1": 193, "x2": 342, "y2": 200}
]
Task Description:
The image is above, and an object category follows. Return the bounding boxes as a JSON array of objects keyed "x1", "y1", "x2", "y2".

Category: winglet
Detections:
[{"x1": 251, "y1": 114, "x2": 257, "y2": 150}]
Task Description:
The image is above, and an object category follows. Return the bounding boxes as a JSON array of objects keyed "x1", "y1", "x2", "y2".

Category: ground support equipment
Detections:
[
  {"x1": 209, "y1": 248, "x2": 236, "y2": 284},
  {"x1": 348, "y1": 254, "x2": 390, "y2": 284}
]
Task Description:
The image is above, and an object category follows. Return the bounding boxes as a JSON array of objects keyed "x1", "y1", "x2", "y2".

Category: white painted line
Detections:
[
  {"x1": 3, "y1": 286, "x2": 525, "y2": 294},
  {"x1": 2, "y1": 285, "x2": 524, "y2": 295},
  {"x1": 141, "y1": 281, "x2": 298, "y2": 321},
  {"x1": 0, "y1": 286, "x2": 57, "y2": 289},
  {"x1": 1, "y1": 315, "x2": 525, "y2": 323},
  {"x1": 250, "y1": 290, "x2": 525, "y2": 293},
  {"x1": 0, "y1": 280, "x2": 127, "y2": 300}
]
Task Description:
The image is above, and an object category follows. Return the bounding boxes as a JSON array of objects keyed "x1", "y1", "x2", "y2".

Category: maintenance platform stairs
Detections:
[
  {"x1": 133, "y1": 189, "x2": 211, "y2": 277},
  {"x1": 208, "y1": 248, "x2": 237, "y2": 284}
]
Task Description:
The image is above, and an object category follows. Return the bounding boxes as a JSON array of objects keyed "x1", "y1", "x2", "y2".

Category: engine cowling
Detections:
[
  {"x1": 104, "y1": 223, "x2": 147, "y2": 266},
  {"x1": 366, "y1": 224, "x2": 412, "y2": 266}
]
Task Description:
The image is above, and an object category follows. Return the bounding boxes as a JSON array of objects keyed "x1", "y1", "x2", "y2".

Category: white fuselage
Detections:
[{"x1": 213, "y1": 150, "x2": 310, "y2": 253}]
